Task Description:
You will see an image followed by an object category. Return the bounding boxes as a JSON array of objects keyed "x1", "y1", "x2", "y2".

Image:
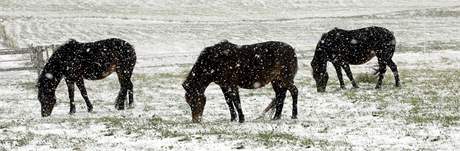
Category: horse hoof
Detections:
[
  {"x1": 272, "y1": 116, "x2": 281, "y2": 120},
  {"x1": 115, "y1": 104, "x2": 125, "y2": 110},
  {"x1": 238, "y1": 119, "x2": 245, "y2": 123},
  {"x1": 69, "y1": 111, "x2": 76, "y2": 115},
  {"x1": 87, "y1": 107, "x2": 93, "y2": 113},
  {"x1": 291, "y1": 116, "x2": 297, "y2": 119}
]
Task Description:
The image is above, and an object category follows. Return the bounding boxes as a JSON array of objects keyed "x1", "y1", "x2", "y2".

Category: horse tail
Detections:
[
  {"x1": 121, "y1": 40, "x2": 135, "y2": 53},
  {"x1": 118, "y1": 39, "x2": 136, "y2": 63},
  {"x1": 282, "y1": 43, "x2": 298, "y2": 77}
]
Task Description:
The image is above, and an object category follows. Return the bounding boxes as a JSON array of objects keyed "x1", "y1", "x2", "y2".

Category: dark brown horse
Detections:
[
  {"x1": 37, "y1": 38, "x2": 136, "y2": 117},
  {"x1": 311, "y1": 26, "x2": 400, "y2": 92},
  {"x1": 182, "y1": 40, "x2": 298, "y2": 123}
]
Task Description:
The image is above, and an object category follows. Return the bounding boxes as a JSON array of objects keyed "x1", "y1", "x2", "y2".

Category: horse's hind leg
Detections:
[
  {"x1": 220, "y1": 85, "x2": 238, "y2": 121},
  {"x1": 342, "y1": 64, "x2": 359, "y2": 88},
  {"x1": 76, "y1": 79, "x2": 93, "y2": 112},
  {"x1": 387, "y1": 59, "x2": 400, "y2": 87},
  {"x1": 287, "y1": 84, "x2": 298, "y2": 119},
  {"x1": 65, "y1": 79, "x2": 76, "y2": 114},
  {"x1": 127, "y1": 79, "x2": 134, "y2": 108},
  {"x1": 375, "y1": 58, "x2": 388, "y2": 89},
  {"x1": 272, "y1": 81, "x2": 287, "y2": 120},
  {"x1": 115, "y1": 67, "x2": 134, "y2": 110}
]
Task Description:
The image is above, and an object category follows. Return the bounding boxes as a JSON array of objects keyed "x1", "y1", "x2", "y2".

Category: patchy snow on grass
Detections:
[{"x1": 0, "y1": 0, "x2": 460, "y2": 150}]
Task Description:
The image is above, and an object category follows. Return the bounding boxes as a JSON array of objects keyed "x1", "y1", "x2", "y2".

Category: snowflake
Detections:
[
  {"x1": 253, "y1": 82, "x2": 261, "y2": 88},
  {"x1": 45, "y1": 73, "x2": 54, "y2": 79},
  {"x1": 351, "y1": 39, "x2": 358, "y2": 44}
]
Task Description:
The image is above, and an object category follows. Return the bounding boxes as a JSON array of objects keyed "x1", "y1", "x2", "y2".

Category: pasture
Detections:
[{"x1": 0, "y1": 0, "x2": 459, "y2": 150}]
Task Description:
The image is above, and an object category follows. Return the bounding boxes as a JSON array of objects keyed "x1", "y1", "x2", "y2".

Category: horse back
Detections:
[
  {"x1": 71, "y1": 38, "x2": 135, "y2": 80},
  {"x1": 324, "y1": 26, "x2": 395, "y2": 65},
  {"x1": 225, "y1": 41, "x2": 297, "y2": 88}
]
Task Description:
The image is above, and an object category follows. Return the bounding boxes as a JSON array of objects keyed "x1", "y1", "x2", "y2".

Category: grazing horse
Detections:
[
  {"x1": 182, "y1": 40, "x2": 298, "y2": 123},
  {"x1": 37, "y1": 38, "x2": 136, "y2": 117},
  {"x1": 311, "y1": 26, "x2": 400, "y2": 92}
]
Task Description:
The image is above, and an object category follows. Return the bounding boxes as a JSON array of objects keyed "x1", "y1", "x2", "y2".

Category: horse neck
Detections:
[
  {"x1": 184, "y1": 68, "x2": 212, "y2": 95},
  {"x1": 38, "y1": 58, "x2": 65, "y2": 94},
  {"x1": 312, "y1": 48, "x2": 328, "y2": 65}
]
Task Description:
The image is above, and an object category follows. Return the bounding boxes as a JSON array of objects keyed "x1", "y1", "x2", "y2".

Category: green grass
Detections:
[
  {"x1": 341, "y1": 69, "x2": 460, "y2": 126},
  {"x1": 355, "y1": 73, "x2": 378, "y2": 84}
]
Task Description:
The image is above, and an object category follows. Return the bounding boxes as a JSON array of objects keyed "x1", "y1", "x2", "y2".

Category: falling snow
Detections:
[
  {"x1": 45, "y1": 73, "x2": 53, "y2": 79},
  {"x1": 0, "y1": 0, "x2": 459, "y2": 151}
]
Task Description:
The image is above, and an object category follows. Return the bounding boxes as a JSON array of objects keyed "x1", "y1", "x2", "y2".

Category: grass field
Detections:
[{"x1": 0, "y1": 0, "x2": 459, "y2": 150}]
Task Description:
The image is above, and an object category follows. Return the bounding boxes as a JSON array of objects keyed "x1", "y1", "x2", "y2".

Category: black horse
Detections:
[
  {"x1": 37, "y1": 38, "x2": 136, "y2": 117},
  {"x1": 311, "y1": 26, "x2": 400, "y2": 92},
  {"x1": 182, "y1": 40, "x2": 298, "y2": 123}
]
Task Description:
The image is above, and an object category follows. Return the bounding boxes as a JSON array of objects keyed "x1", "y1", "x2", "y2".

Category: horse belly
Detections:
[
  {"x1": 347, "y1": 49, "x2": 376, "y2": 65},
  {"x1": 83, "y1": 62, "x2": 117, "y2": 80},
  {"x1": 239, "y1": 80, "x2": 269, "y2": 89},
  {"x1": 238, "y1": 66, "x2": 281, "y2": 89}
]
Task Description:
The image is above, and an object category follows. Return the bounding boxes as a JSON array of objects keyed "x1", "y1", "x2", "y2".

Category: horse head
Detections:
[
  {"x1": 311, "y1": 58, "x2": 328, "y2": 92},
  {"x1": 311, "y1": 33, "x2": 331, "y2": 92},
  {"x1": 182, "y1": 80, "x2": 207, "y2": 123},
  {"x1": 37, "y1": 72, "x2": 61, "y2": 117}
]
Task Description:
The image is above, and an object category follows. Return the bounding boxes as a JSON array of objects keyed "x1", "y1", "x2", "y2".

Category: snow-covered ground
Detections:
[{"x1": 0, "y1": 0, "x2": 459, "y2": 150}]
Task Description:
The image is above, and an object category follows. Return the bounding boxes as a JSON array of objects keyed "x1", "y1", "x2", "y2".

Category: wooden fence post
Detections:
[{"x1": 30, "y1": 45, "x2": 45, "y2": 75}]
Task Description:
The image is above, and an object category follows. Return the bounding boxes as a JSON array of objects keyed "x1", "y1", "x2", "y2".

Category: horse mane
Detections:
[
  {"x1": 213, "y1": 39, "x2": 236, "y2": 48},
  {"x1": 183, "y1": 40, "x2": 237, "y2": 91},
  {"x1": 36, "y1": 39, "x2": 81, "y2": 87}
]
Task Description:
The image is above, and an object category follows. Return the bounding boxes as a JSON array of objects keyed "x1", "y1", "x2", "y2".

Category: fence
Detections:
[{"x1": 0, "y1": 44, "x2": 59, "y2": 75}]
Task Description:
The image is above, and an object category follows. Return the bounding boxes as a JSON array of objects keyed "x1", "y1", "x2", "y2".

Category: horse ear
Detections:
[
  {"x1": 68, "y1": 39, "x2": 78, "y2": 45},
  {"x1": 220, "y1": 39, "x2": 229, "y2": 44}
]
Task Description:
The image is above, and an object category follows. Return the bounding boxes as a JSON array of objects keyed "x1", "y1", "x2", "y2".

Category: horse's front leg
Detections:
[
  {"x1": 220, "y1": 85, "x2": 237, "y2": 122},
  {"x1": 342, "y1": 64, "x2": 359, "y2": 88},
  {"x1": 333, "y1": 63, "x2": 346, "y2": 89},
  {"x1": 65, "y1": 79, "x2": 76, "y2": 114},
  {"x1": 76, "y1": 79, "x2": 93, "y2": 112},
  {"x1": 224, "y1": 86, "x2": 244, "y2": 123}
]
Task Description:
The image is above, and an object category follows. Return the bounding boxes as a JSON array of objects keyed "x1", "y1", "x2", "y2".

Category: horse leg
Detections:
[
  {"x1": 387, "y1": 59, "x2": 400, "y2": 87},
  {"x1": 226, "y1": 86, "x2": 244, "y2": 123},
  {"x1": 65, "y1": 79, "x2": 76, "y2": 114},
  {"x1": 342, "y1": 64, "x2": 359, "y2": 88},
  {"x1": 376, "y1": 58, "x2": 388, "y2": 89},
  {"x1": 76, "y1": 79, "x2": 93, "y2": 112},
  {"x1": 272, "y1": 82, "x2": 287, "y2": 120},
  {"x1": 115, "y1": 77, "x2": 128, "y2": 110},
  {"x1": 127, "y1": 81, "x2": 134, "y2": 108},
  {"x1": 287, "y1": 84, "x2": 298, "y2": 119},
  {"x1": 115, "y1": 62, "x2": 134, "y2": 110},
  {"x1": 333, "y1": 63, "x2": 346, "y2": 89},
  {"x1": 220, "y1": 85, "x2": 237, "y2": 121},
  {"x1": 115, "y1": 69, "x2": 133, "y2": 110}
]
